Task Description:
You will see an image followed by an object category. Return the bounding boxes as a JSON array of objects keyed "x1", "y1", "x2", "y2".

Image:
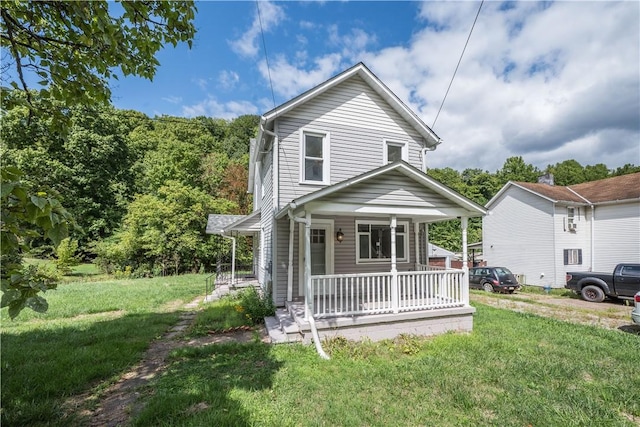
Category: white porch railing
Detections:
[{"x1": 310, "y1": 269, "x2": 467, "y2": 318}]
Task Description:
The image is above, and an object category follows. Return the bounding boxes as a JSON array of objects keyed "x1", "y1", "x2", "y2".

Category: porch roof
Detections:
[
  {"x1": 275, "y1": 161, "x2": 487, "y2": 221},
  {"x1": 206, "y1": 210, "x2": 261, "y2": 235}
]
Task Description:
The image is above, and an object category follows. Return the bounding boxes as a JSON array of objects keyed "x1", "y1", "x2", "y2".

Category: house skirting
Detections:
[{"x1": 285, "y1": 302, "x2": 475, "y2": 343}]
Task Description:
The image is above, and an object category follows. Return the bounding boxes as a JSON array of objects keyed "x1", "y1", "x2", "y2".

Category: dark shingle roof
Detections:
[
  {"x1": 514, "y1": 172, "x2": 640, "y2": 204},
  {"x1": 569, "y1": 173, "x2": 640, "y2": 203}
]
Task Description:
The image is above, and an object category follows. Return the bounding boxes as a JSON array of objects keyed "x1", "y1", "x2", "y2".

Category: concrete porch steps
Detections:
[{"x1": 264, "y1": 308, "x2": 304, "y2": 344}]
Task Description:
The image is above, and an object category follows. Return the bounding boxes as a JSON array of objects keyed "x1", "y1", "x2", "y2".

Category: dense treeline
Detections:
[
  {"x1": 2, "y1": 94, "x2": 638, "y2": 272},
  {"x1": 1, "y1": 94, "x2": 258, "y2": 275}
]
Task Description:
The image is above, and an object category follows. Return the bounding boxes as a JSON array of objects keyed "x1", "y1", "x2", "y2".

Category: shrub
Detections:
[
  {"x1": 237, "y1": 287, "x2": 275, "y2": 325},
  {"x1": 54, "y1": 238, "x2": 79, "y2": 275}
]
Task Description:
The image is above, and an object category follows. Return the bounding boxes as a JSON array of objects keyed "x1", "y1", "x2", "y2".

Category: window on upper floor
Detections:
[
  {"x1": 300, "y1": 130, "x2": 330, "y2": 184},
  {"x1": 563, "y1": 248, "x2": 582, "y2": 265},
  {"x1": 566, "y1": 207, "x2": 578, "y2": 231},
  {"x1": 356, "y1": 220, "x2": 408, "y2": 263},
  {"x1": 383, "y1": 140, "x2": 408, "y2": 164}
]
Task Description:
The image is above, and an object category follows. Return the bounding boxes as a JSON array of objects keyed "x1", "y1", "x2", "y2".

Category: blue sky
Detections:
[{"x1": 13, "y1": 1, "x2": 640, "y2": 172}]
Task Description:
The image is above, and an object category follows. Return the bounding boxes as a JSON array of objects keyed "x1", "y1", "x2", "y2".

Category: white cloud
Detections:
[
  {"x1": 192, "y1": 77, "x2": 209, "y2": 91},
  {"x1": 182, "y1": 97, "x2": 259, "y2": 120},
  {"x1": 218, "y1": 70, "x2": 240, "y2": 90},
  {"x1": 162, "y1": 96, "x2": 182, "y2": 104},
  {"x1": 257, "y1": 53, "x2": 343, "y2": 99},
  {"x1": 229, "y1": 1, "x2": 285, "y2": 58},
  {"x1": 367, "y1": 1, "x2": 639, "y2": 171},
  {"x1": 242, "y1": 1, "x2": 638, "y2": 171}
]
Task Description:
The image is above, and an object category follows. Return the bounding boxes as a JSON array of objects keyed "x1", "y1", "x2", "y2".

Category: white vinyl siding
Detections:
[
  {"x1": 275, "y1": 76, "x2": 426, "y2": 207},
  {"x1": 593, "y1": 202, "x2": 640, "y2": 271},
  {"x1": 324, "y1": 170, "x2": 458, "y2": 209},
  {"x1": 258, "y1": 151, "x2": 274, "y2": 290},
  {"x1": 483, "y1": 187, "x2": 557, "y2": 287}
]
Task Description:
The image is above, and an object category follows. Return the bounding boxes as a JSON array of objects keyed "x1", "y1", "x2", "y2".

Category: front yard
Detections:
[{"x1": 1, "y1": 276, "x2": 639, "y2": 426}]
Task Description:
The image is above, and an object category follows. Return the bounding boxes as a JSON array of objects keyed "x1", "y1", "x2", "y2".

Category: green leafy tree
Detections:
[
  {"x1": 1, "y1": 167, "x2": 73, "y2": 318},
  {"x1": 1, "y1": 1, "x2": 197, "y2": 317},
  {"x1": 96, "y1": 181, "x2": 237, "y2": 276},
  {"x1": 496, "y1": 156, "x2": 540, "y2": 185},
  {"x1": 547, "y1": 159, "x2": 585, "y2": 186},
  {"x1": 2, "y1": 103, "x2": 138, "y2": 249},
  {"x1": 1, "y1": 1, "x2": 196, "y2": 126},
  {"x1": 613, "y1": 163, "x2": 640, "y2": 176},
  {"x1": 54, "y1": 237, "x2": 80, "y2": 275},
  {"x1": 583, "y1": 163, "x2": 611, "y2": 182}
]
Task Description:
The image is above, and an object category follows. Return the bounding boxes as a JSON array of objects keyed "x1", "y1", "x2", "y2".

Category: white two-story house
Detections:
[
  {"x1": 207, "y1": 63, "x2": 487, "y2": 342},
  {"x1": 483, "y1": 172, "x2": 640, "y2": 288}
]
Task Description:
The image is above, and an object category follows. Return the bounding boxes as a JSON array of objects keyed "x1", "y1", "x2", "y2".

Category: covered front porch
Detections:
[{"x1": 270, "y1": 162, "x2": 486, "y2": 341}]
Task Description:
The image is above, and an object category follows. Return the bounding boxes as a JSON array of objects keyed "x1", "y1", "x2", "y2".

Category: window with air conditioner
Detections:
[{"x1": 567, "y1": 207, "x2": 577, "y2": 231}]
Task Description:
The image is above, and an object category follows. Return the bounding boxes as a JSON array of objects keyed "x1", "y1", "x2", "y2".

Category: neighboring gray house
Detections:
[
  {"x1": 208, "y1": 63, "x2": 487, "y2": 341},
  {"x1": 483, "y1": 173, "x2": 640, "y2": 288}
]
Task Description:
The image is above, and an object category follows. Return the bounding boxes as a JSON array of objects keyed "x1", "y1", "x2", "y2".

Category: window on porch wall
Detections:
[{"x1": 356, "y1": 221, "x2": 408, "y2": 262}]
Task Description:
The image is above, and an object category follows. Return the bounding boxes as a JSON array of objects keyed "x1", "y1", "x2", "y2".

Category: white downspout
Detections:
[
  {"x1": 590, "y1": 205, "x2": 595, "y2": 271},
  {"x1": 287, "y1": 218, "x2": 294, "y2": 301},
  {"x1": 221, "y1": 234, "x2": 236, "y2": 285},
  {"x1": 420, "y1": 144, "x2": 438, "y2": 173},
  {"x1": 287, "y1": 208, "x2": 329, "y2": 360}
]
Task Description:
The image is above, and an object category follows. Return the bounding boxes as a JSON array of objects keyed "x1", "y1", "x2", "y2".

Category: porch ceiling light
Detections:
[{"x1": 336, "y1": 228, "x2": 344, "y2": 243}]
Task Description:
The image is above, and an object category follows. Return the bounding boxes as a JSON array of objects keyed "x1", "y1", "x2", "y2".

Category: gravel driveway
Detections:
[{"x1": 471, "y1": 291, "x2": 640, "y2": 334}]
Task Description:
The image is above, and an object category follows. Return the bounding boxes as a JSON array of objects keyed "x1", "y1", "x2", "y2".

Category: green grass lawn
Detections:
[
  {"x1": 1, "y1": 274, "x2": 208, "y2": 426},
  {"x1": 135, "y1": 306, "x2": 640, "y2": 427},
  {"x1": 2, "y1": 276, "x2": 639, "y2": 426}
]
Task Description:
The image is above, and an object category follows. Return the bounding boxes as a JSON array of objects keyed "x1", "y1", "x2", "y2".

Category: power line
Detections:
[
  {"x1": 432, "y1": 0, "x2": 484, "y2": 130},
  {"x1": 256, "y1": 1, "x2": 277, "y2": 111}
]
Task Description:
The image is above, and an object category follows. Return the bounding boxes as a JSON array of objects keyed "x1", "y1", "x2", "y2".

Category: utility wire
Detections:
[
  {"x1": 256, "y1": 1, "x2": 277, "y2": 111},
  {"x1": 431, "y1": 0, "x2": 484, "y2": 130}
]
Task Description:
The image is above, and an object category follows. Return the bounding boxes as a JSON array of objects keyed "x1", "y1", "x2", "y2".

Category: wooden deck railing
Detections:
[{"x1": 309, "y1": 269, "x2": 467, "y2": 318}]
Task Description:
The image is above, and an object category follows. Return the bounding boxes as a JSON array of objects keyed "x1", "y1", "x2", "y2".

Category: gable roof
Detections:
[
  {"x1": 260, "y1": 62, "x2": 441, "y2": 147},
  {"x1": 275, "y1": 160, "x2": 487, "y2": 220},
  {"x1": 487, "y1": 172, "x2": 640, "y2": 207},
  {"x1": 249, "y1": 63, "x2": 442, "y2": 190}
]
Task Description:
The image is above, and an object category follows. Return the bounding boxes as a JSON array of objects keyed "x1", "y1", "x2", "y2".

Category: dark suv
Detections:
[{"x1": 469, "y1": 267, "x2": 520, "y2": 293}]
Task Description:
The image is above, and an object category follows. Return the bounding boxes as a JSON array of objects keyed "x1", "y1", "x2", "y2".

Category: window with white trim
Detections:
[
  {"x1": 383, "y1": 140, "x2": 408, "y2": 164},
  {"x1": 300, "y1": 130, "x2": 330, "y2": 184},
  {"x1": 356, "y1": 220, "x2": 408, "y2": 263}
]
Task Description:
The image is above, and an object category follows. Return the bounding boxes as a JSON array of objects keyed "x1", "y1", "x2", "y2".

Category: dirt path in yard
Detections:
[
  {"x1": 66, "y1": 296, "x2": 268, "y2": 427},
  {"x1": 471, "y1": 291, "x2": 640, "y2": 333}
]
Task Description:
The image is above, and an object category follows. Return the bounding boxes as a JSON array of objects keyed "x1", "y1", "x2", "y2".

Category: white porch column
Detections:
[
  {"x1": 287, "y1": 218, "x2": 294, "y2": 302},
  {"x1": 414, "y1": 222, "x2": 420, "y2": 269},
  {"x1": 390, "y1": 215, "x2": 399, "y2": 313},
  {"x1": 425, "y1": 223, "x2": 430, "y2": 267},
  {"x1": 461, "y1": 216, "x2": 469, "y2": 305},
  {"x1": 304, "y1": 211, "x2": 312, "y2": 320}
]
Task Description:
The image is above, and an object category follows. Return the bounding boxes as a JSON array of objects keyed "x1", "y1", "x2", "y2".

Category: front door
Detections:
[{"x1": 299, "y1": 220, "x2": 334, "y2": 296}]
